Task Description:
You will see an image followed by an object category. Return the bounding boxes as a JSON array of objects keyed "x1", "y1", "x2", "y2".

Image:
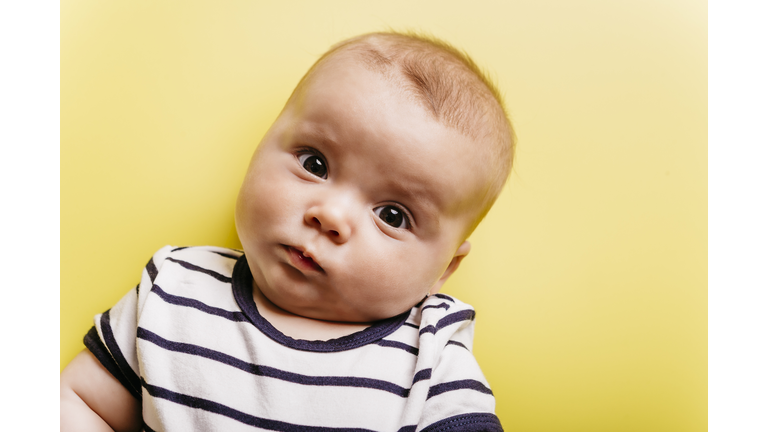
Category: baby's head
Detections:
[{"x1": 236, "y1": 32, "x2": 515, "y2": 323}]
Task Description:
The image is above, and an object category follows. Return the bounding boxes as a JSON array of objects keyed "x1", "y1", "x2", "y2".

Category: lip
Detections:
[{"x1": 283, "y1": 245, "x2": 324, "y2": 273}]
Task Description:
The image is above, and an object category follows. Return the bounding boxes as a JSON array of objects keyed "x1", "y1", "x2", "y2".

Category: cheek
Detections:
[
  {"x1": 340, "y1": 240, "x2": 445, "y2": 302},
  {"x1": 237, "y1": 170, "x2": 295, "y2": 241}
]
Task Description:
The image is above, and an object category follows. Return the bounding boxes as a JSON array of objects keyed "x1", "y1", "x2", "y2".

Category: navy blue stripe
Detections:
[
  {"x1": 138, "y1": 328, "x2": 411, "y2": 397},
  {"x1": 145, "y1": 257, "x2": 159, "y2": 283},
  {"x1": 419, "y1": 310, "x2": 475, "y2": 335},
  {"x1": 422, "y1": 302, "x2": 450, "y2": 311},
  {"x1": 412, "y1": 368, "x2": 432, "y2": 384},
  {"x1": 151, "y1": 284, "x2": 248, "y2": 322},
  {"x1": 403, "y1": 322, "x2": 419, "y2": 329},
  {"x1": 436, "y1": 309, "x2": 475, "y2": 328},
  {"x1": 375, "y1": 339, "x2": 419, "y2": 355},
  {"x1": 420, "y1": 326, "x2": 437, "y2": 335},
  {"x1": 134, "y1": 284, "x2": 139, "y2": 297},
  {"x1": 166, "y1": 257, "x2": 233, "y2": 283},
  {"x1": 426, "y1": 379, "x2": 493, "y2": 399},
  {"x1": 83, "y1": 326, "x2": 140, "y2": 400},
  {"x1": 142, "y1": 421, "x2": 157, "y2": 432},
  {"x1": 99, "y1": 311, "x2": 142, "y2": 398},
  {"x1": 212, "y1": 250, "x2": 241, "y2": 260},
  {"x1": 432, "y1": 293, "x2": 455, "y2": 303},
  {"x1": 421, "y1": 413, "x2": 502, "y2": 432},
  {"x1": 142, "y1": 378, "x2": 376, "y2": 432},
  {"x1": 446, "y1": 340, "x2": 468, "y2": 350},
  {"x1": 397, "y1": 427, "x2": 417, "y2": 432},
  {"x1": 171, "y1": 246, "x2": 189, "y2": 252}
]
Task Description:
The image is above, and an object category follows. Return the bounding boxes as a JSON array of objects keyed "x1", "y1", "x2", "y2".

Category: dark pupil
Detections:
[
  {"x1": 380, "y1": 206, "x2": 403, "y2": 227},
  {"x1": 303, "y1": 156, "x2": 326, "y2": 177}
]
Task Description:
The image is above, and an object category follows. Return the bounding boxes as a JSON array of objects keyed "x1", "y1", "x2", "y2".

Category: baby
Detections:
[{"x1": 61, "y1": 32, "x2": 514, "y2": 432}]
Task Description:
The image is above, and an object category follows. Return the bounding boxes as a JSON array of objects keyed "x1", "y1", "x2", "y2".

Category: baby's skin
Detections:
[
  {"x1": 235, "y1": 50, "x2": 492, "y2": 339},
  {"x1": 61, "y1": 41, "x2": 500, "y2": 431}
]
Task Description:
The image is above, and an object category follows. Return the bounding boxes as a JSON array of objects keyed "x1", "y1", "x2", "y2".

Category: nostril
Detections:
[
  {"x1": 312, "y1": 217, "x2": 320, "y2": 225},
  {"x1": 330, "y1": 230, "x2": 339, "y2": 237}
]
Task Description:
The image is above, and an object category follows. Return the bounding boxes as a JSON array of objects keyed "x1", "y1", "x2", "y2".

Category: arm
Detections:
[
  {"x1": 60, "y1": 350, "x2": 142, "y2": 432},
  {"x1": 416, "y1": 296, "x2": 503, "y2": 431}
]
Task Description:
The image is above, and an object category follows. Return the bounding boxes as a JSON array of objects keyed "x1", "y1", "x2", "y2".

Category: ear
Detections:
[{"x1": 429, "y1": 241, "x2": 471, "y2": 295}]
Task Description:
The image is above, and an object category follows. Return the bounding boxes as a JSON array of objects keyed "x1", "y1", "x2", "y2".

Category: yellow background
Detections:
[{"x1": 61, "y1": 1, "x2": 706, "y2": 430}]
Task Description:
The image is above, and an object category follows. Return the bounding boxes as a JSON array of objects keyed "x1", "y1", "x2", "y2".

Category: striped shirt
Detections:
[{"x1": 85, "y1": 246, "x2": 502, "y2": 432}]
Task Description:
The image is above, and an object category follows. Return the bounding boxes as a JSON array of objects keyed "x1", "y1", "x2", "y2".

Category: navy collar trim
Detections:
[{"x1": 232, "y1": 254, "x2": 409, "y2": 352}]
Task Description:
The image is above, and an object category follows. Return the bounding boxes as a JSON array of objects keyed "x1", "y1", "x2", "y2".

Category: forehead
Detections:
[{"x1": 288, "y1": 56, "x2": 492, "y2": 220}]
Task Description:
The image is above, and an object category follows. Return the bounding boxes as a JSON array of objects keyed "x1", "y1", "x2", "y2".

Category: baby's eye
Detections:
[
  {"x1": 374, "y1": 205, "x2": 410, "y2": 229},
  {"x1": 298, "y1": 153, "x2": 328, "y2": 179}
]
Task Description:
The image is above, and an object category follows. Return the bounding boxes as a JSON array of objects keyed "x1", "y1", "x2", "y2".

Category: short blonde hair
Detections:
[{"x1": 290, "y1": 31, "x2": 515, "y2": 234}]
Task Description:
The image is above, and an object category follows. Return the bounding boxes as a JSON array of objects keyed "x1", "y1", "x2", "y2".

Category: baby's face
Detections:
[{"x1": 236, "y1": 55, "x2": 492, "y2": 323}]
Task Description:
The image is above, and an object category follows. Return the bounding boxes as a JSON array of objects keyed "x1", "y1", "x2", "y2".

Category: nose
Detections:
[{"x1": 304, "y1": 198, "x2": 353, "y2": 243}]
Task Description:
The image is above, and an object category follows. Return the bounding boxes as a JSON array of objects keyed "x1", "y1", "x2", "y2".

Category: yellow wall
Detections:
[{"x1": 61, "y1": 1, "x2": 706, "y2": 430}]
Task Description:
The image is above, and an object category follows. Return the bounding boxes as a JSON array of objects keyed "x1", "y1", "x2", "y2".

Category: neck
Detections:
[{"x1": 251, "y1": 281, "x2": 370, "y2": 341}]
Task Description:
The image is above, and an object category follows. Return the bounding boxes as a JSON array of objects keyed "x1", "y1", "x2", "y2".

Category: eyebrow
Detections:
[
  {"x1": 379, "y1": 175, "x2": 444, "y2": 232},
  {"x1": 292, "y1": 124, "x2": 340, "y2": 154}
]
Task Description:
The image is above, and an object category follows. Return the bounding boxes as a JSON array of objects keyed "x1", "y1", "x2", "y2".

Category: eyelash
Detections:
[
  {"x1": 296, "y1": 148, "x2": 329, "y2": 179},
  {"x1": 374, "y1": 204, "x2": 412, "y2": 230}
]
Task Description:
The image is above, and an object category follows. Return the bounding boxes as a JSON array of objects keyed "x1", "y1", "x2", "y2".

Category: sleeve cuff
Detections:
[
  {"x1": 83, "y1": 326, "x2": 142, "y2": 400},
  {"x1": 421, "y1": 413, "x2": 503, "y2": 432}
]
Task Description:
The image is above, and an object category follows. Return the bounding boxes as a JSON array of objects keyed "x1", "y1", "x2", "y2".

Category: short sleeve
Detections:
[
  {"x1": 83, "y1": 245, "x2": 175, "y2": 400},
  {"x1": 415, "y1": 295, "x2": 503, "y2": 432}
]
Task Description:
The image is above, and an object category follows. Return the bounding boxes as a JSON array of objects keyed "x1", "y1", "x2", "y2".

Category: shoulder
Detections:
[
  {"x1": 418, "y1": 293, "x2": 476, "y2": 326},
  {"x1": 422, "y1": 293, "x2": 475, "y2": 312},
  {"x1": 409, "y1": 295, "x2": 501, "y2": 430},
  {"x1": 410, "y1": 294, "x2": 477, "y2": 349},
  {"x1": 137, "y1": 246, "x2": 244, "y2": 301},
  {"x1": 157, "y1": 245, "x2": 243, "y2": 262},
  {"x1": 148, "y1": 245, "x2": 244, "y2": 275}
]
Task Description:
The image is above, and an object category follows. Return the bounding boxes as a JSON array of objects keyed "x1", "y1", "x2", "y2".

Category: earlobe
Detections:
[{"x1": 429, "y1": 241, "x2": 471, "y2": 295}]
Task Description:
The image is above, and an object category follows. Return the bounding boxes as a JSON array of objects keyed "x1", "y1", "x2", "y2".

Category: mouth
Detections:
[{"x1": 283, "y1": 245, "x2": 324, "y2": 273}]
